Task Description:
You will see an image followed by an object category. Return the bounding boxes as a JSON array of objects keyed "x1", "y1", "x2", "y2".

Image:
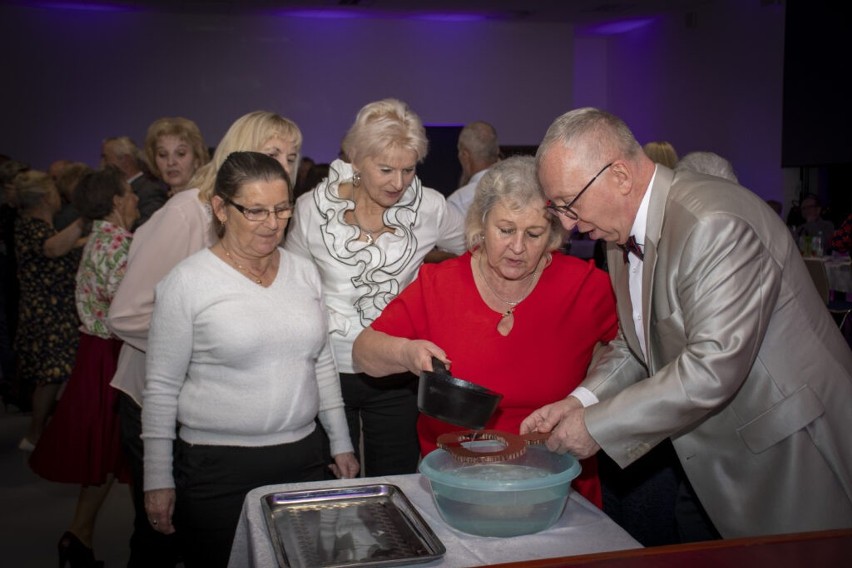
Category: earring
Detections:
[{"x1": 352, "y1": 172, "x2": 361, "y2": 187}]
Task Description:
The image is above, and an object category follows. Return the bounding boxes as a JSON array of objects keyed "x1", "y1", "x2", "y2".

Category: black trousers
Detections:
[
  {"x1": 600, "y1": 439, "x2": 720, "y2": 546},
  {"x1": 118, "y1": 393, "x2": 181, "y2": 568},
  {"x1": 339, "y1": 372, "x2": 420, "y2": 477},
  {"x1": 174, "y1": 428, "x2": 326, "y2": 568}
]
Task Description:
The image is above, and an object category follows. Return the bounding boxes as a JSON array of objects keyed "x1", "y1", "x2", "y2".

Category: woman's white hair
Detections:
[{"x1": 675, "y1": 151, "x2": 738, "y2": 183}]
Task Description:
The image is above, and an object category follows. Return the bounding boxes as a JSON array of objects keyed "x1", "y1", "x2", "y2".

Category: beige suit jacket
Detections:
[{"x1": 583, "y1": 166, "x2": 852, "y2": 537}]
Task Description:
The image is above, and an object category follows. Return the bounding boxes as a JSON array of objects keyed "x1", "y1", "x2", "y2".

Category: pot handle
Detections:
[{"x1": 430, "y1": 356, "x2": 451, "y2": 375}]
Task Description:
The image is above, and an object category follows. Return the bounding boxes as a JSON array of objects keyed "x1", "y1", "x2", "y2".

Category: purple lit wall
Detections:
[
  {"x1": 0, "y1": 3, "x2": 572, "y2": 173},
  {"x1": 1, "y1": 1, "x2": 790, "y2": 206},
  {"x1": 584, "y1": 0, "x2": 787, "y2": 206}
]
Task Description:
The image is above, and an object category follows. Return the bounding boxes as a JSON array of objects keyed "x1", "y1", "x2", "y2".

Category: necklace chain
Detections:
[
  {"x1": 221, "y1": 242, "x2": 269, "y2": 285},
  {"x1": 351, "y1": 203, "x2": 385, "y2": 245},
  {"x1": 476, "y1": 253, "x2": 538, "y2": 315}
]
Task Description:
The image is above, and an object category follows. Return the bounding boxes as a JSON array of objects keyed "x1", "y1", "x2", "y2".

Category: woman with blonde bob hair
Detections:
[
  {"x1": 340, "y1": 98, "x2": 428, "y2": 164},
  {"x1": 285, "y1": 98, "x2": 465, "y2": 477},
  {"x1": 107, "y1": 110, "x2": 303, "y2": 567},
  {"x1": 144, "y1": 116, "x2": 210, "y2": 195},
  {"x1": 353, "y1": 155, "x2": 618, "y2": 508}
]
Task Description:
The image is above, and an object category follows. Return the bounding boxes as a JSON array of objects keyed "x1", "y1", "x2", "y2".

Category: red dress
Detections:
[
  {"x1": 29, "y1": 220, "x2": 132, "y2": 485},
  {"x1": 371, "y1": 251, "x2": 618, "y2": 508},
  {"x1": 29, "y1": 333, "x2": 129, "y2": 484}
]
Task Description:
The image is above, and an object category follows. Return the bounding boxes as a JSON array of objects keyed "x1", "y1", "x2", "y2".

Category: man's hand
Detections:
[
  {"x1": 520, "y1": 396, "x2": 600, "y2": 458},
  {"x1": 543, "y1": 405, "x2": 601, "y2": 459},
  {"x1": 520, "y1": 397, "x2": 581, "y2": 436}
]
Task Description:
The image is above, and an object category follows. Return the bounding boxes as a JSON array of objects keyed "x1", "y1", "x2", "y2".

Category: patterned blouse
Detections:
[{"x1": 75, "y1": 220, "x2": 132, "y2": 338}]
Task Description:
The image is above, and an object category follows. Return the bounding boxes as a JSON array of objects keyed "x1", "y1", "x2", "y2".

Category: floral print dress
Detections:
[
  {"x1": 75, "y1": 220, "x2": 132, "y2": 338},
  {"x1": 13, "y1": 216, "x2": 79, "y2": 384}
]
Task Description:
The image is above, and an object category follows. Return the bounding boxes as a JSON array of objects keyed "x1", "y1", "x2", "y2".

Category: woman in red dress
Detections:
[{"x1": 353, "y1": 156, "x2": 618, "y2": 507}]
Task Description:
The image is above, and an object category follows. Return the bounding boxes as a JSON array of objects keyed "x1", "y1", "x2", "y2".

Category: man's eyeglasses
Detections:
[
  {"x1": 545, "y1": 162, "x2": 613, "y2": 221},
  {"x1": 225, "y1": 197, "x2": 293, "y2": 222}
]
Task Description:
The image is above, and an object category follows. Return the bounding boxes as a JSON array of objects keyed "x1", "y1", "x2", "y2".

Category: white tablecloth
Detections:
[
  {"x1": 228, "y1": 474, "x2": 641, "y2": 567},
  {"x1": 824, "y1": 258, "x2": 852, "y2": 293}
]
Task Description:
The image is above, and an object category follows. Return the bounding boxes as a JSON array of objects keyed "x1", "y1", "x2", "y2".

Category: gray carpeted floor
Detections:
[{"x1": 0, "y1": 402, "x2": 134, "y2": 568}]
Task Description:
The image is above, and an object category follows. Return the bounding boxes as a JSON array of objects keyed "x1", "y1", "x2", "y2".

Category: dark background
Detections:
[{"x1": 782, "y1": 0, "x2": 851, "y2": 222}]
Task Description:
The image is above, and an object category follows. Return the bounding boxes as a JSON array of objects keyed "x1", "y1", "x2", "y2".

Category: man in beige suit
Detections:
[{"x1": 522, "y1": 108, "x2": 852, "y2": 538}]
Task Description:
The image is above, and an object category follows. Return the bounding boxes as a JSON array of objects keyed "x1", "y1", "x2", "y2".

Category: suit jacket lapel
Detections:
[
  {"x1": 642, "y1": 165, "x2": 674, "y2": 372},
  {"x1": 607, "y1": 243, "x2": 643, "y2": 360}
]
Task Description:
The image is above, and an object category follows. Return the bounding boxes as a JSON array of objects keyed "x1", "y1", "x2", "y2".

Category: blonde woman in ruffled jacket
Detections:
[{"x1": 285, "y1": 98, "x2": 466, "y2": 477}]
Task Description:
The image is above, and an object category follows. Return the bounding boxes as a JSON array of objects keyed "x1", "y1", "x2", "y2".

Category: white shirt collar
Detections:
[
  {"x1": 629, "y1": 164, "x2": 657, "y2": 246},
  {"x1": 467, "y1": 169, "x2": 488, "y2": 187}
]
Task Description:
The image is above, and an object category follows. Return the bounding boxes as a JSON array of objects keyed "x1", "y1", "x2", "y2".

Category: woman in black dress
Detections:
[{"x1": 13, "y1": 170, "x2": 86, "y2": 450}]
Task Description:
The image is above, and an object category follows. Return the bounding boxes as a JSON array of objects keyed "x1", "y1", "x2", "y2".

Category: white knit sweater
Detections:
[{"x1": 142, "y1": 247, "x2": 352, "y2": 491}]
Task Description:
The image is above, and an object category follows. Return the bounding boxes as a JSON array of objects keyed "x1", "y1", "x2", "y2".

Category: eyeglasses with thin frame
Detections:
[
  {"x1": 224, "y1": 197, "x2": 293, "y2": 222},
  {"x1": 545, "y1": 162, "x2": 614, "y2": 221}
]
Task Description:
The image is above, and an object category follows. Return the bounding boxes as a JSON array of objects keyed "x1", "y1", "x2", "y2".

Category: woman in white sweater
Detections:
[
  {"x1": 142, "y1": 152, "x2": 358, "y2": 568},
  {"x1": 108, "y1": 111, "x2": 303, "y2": 567}
]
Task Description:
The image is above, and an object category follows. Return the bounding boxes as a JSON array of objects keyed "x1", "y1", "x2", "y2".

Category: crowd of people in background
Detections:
[{"x1": 0, "y1": 103, "x2": 850, "y2": 567}]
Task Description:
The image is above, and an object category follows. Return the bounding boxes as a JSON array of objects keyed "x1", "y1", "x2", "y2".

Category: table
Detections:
[
  {"x1": 492, "y1": 528, "x2": 852, "y2": 568},
  {"x1": 823, "y1": 257, "x2": 852, "y2": 294},
  {"x1": 228, "y1": 474, "x2": 642, "y2": 567}
]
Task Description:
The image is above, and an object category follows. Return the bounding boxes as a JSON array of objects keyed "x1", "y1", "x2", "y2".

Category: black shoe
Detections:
[{"x1": 57, "y1": 531, "x2": 103, "y2": 568}]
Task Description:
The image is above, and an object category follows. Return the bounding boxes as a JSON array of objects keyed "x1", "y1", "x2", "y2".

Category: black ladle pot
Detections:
[{"x1": 417, "y1": 357, "x2": 503, "y2": 430}]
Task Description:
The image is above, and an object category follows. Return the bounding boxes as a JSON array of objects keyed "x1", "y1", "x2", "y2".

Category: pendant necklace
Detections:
[
  {"x1": 476, "y1": 253, "x2": 539, "y2": 320},
  {"x1": 221, "y1": 242, "x2": 269, "y2": 285},
  {"x1": 352, "y1": 204, "x2": 384, "y2": 245}
]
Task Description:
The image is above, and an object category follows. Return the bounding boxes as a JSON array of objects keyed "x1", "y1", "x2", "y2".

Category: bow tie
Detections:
[{"x1": 622, "y1": 235, "x2": 644, "y2": 263}]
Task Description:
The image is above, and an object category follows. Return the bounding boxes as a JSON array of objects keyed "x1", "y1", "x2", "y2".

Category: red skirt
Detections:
[{"x1": 29, "y1": 333, "x2": 130, "y2": 485}]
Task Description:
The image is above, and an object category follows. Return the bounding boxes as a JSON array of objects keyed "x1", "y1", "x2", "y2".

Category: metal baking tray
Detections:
[{"x1": 261, "y1": 483, "x2": 446, "y2": 568}]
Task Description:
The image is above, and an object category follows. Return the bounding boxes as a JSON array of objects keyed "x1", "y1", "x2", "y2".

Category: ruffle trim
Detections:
[{"x1": 311, "y1": 159, "x2": 422, "y2": 326}]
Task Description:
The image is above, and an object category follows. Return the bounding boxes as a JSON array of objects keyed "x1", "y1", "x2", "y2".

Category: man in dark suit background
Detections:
[{"x1": 102, "y1": 136, "x2": 167, "y2": 229}]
